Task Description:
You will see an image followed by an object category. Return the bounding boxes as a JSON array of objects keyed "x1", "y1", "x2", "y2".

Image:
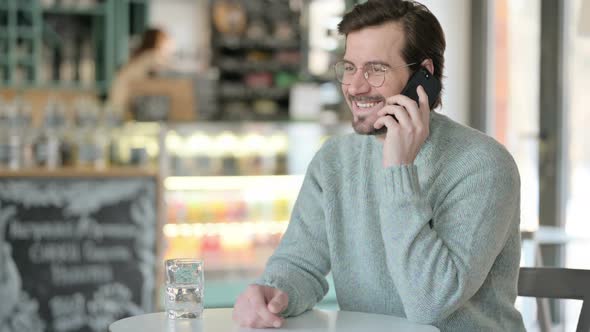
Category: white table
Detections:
[{"x1": 109, "y1": 308, "x2": 440, "y2": 332}]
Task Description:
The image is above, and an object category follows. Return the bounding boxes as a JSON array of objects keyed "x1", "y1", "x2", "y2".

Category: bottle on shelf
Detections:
[
  {"x1": 59, "y1": 38, "x2": 76, "y2": 83},
  {"x1": 189, "y1": 133, "x2": 218, "y2": 176},
  {"x1": 0, "y1": 100, "x2": 23, "y2": 170},
  {"x1": 216, "y1": 131, "x2": 239, "y2": 175},
  {"x1": 14, "y1": 97, "x2": 35, "y2": 169},
  {"x1": 73, "y1": 98, "x2": 107, "y2": 169},
  {"x1": 102, "y1": 103, "x2": 124, "y2": 167},
  {"x1": 33, "y1": 98, "x2": 69, "y2": 169},
  {"x1": 79, "y1": 40, "x2": 96, "y2": 87},
  {"x1": 41, "y1": 44, "x2": 54, "y2": 84}
]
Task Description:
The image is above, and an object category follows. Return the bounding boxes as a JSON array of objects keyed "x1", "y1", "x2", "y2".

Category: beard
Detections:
[
  {"x1": 352, "y1": 115, "x2": 387, "y2": 135},
  {"x1": 347, "y1": 94, "x2": 387, "y2": 136}
]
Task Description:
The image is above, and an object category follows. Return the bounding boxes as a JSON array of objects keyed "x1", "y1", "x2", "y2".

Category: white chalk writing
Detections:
[
  {"x1": 10, "y1": 220, "x2": 76, "y2": 240},
  {"x1": 51, "y1": 264, "x2": 113, "y2": 286},
  {"x1": 0, "y1": 180, "x2": 147, "y2": 216},
  {"x1": 82, "y1": 241, "x2": 132, "y2": 262},
  {"x1": 29, "y1": 242, "x2": 81, "y2": 263},
  {"x1": 8, "y1": 218, "x2": 139, "y2": 241},
  {"x1": 49, "y1": 293, "x2": 87, "y2": 332}
]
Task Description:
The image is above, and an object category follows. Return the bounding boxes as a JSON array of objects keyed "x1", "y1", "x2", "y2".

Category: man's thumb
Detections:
[{"x1": 267, "y1": 291, "x2": 288, "y2": 314}]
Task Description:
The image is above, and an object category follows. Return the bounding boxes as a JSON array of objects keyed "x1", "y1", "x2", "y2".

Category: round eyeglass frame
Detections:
[{"x1": 334, "y1": 60, "x2": 417, "y2": 88}]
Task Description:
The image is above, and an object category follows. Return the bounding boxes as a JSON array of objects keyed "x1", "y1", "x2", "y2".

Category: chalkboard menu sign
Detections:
[{"x1": 0, "y1": 174, "x2": 158, "y2": 332}]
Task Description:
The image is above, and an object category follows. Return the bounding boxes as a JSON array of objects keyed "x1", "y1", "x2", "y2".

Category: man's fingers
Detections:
[
  {"x1": 247, "y1": 291, "x2": 281, "y2": 327},
  {"x1": 416, "y1": 85, "x2": 430, "y2": 112},
  {"x1": 233, "y1": 285, "x2": 288, "y2": 328},
  {"x1": 374, "y1": 115, "x2": 399, "y2": 131},
  {"x1": 267, "y1": 291, "x2": 289, "y2": 314},
  {"x1": 255, "y1": 306, "x2": 283, "y2": 328}
]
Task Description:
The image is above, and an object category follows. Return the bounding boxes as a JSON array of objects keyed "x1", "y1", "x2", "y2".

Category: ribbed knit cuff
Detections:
[
  {"x1": 254, "y1": 274, "x2": 301, "y2": 317},
  {"x1": 379, "y1": 164, "x2": 433, "y2": 241},
  {"x1": 380, "y1": 164, "x2": 421, "y2": 199}
]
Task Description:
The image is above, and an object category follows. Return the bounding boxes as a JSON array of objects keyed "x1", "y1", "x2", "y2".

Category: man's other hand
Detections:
[{"x1": 232, "y1": 284, "x2": 289, "y2": 328}]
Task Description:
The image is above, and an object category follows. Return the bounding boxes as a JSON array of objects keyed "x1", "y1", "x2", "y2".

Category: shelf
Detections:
[
  {"x1": 163, "y1": 221, "x2": 288, "y2": 238},
  {"x1": 165, "y1": 175, "x2": 304, "y2": 191},
  {"x1": 0, "y1": 1, "x2": 37, "y2": 11},
  {"x1": 215, "y1": 37, "x2": 300, "y2": 50},
  {"x1": 217, "y1": 59, "x2": 299, "y2": 74},
  {"x1": 0, "y1": 81, "x2": 102, "y2": 92},
  {"x1": 42, "y1": 5, "x2": 106, "y2": 16},
  {"x1": 0, "y1": 167, "x2": 159, "y2": 178},
  {"x1": 16, "y1": 58, "x2": 35, "y2": 66},
  {"x1": 219, "y1": 84, "x2": 290, "y2": 100},
  {"x1": 16, "y1": 28, "x2": 37, "y2": 39}
]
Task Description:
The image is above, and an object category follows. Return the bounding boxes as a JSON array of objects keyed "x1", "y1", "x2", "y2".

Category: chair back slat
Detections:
[
  {"x1": 518, "y1": 267, "x2": 590, "y2": 332},
  {"x1": 577, "y1": 301, "x2": 590, "y2": 332}
]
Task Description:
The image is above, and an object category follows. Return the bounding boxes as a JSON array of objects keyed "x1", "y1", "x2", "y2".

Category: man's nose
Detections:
[{"x1": 346, "y1": 71, "x2": 371, "y2": 95}]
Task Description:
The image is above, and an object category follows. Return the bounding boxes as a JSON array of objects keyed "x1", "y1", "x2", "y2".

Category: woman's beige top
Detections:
[{"x1": 108, "y1": 51, "x2": 166, "y2": 113}]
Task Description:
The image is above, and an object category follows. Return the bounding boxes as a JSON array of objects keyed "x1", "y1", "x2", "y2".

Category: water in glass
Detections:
[
  {"x1": 165, "y1": 283, "x2": 203, "y2": 319},
  {"x1": 165, "y1": 258, "x2": 204, "y2": 319}
]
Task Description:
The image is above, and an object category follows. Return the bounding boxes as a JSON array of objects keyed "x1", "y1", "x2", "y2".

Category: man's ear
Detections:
[{"x1": 421, "y1": 59, "x2": 435, "y2": 75}]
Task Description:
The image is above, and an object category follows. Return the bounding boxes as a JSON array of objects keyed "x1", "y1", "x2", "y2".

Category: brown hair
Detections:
[
  {"x1": 132, "y1": 28, "x2": 168, "y2": 59},
  {"x1": 338, "y1": 0, "x2": 445, "y2": 108}
]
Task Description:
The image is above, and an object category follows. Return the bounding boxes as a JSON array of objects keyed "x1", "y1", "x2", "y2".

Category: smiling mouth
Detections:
[
  {"x1": 352, "y1": 99, "x2": 384, "y2": 112},
  {"x1": 356, "y1": 101, "x2": 379, "y2": 108}
]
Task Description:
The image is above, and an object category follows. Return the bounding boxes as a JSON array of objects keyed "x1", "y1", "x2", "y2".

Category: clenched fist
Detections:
[{"x1": 232, "y1": 284, "x2": 289, "y2": 328}]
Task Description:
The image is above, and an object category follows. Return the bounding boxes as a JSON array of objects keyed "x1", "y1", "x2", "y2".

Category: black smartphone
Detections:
[{"x1": 400, "y1": 67, "x2": 441, "y2": 109}]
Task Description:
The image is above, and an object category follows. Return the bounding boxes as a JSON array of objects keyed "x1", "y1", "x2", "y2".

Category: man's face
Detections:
[{"x1": 342, "y1": 22, "x2": 412, "y2": 135}]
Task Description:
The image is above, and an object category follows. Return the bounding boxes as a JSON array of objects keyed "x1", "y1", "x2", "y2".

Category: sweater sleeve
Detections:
[
  {"x1": 255, "y1": 154, "x2": 330, "y2": 317},
  {"x1": 378, "y1": 149, "x2": 520, "y2": 324}
]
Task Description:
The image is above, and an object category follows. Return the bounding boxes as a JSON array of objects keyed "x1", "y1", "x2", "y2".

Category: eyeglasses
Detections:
[{"x1": 334, "y1": 60, "x2": 416, "y2": 88}]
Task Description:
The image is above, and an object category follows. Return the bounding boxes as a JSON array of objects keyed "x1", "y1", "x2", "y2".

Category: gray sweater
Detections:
[{"x1": 257, "y1": 111, "x2": 526, "y2": 331}]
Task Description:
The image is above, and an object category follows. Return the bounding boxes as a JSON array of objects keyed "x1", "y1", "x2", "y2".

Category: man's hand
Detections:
[
  {"x1": 232, "y1": 284, "x2": 289, "y2": 328},
  {"x1": 374, "y1": 85, "x2": 431, "y2": 168}
]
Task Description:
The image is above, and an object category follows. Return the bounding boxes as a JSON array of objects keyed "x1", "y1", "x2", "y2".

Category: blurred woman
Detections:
[{"x1": 108, "y1": 27, "x2": 175, "y2": 114}]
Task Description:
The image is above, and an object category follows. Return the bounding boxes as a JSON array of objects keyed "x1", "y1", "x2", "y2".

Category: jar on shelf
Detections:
[
  {"x1": 0, "y1": 100, "x2": 23, "y2": 170},
  {"x1": 102, "y1": 104, "x2": 124, "y2": 167},
  {"x1": 33, "y1": 98, "x2": 73, "y2": 169},
  {"x1": 73, "y1": 99, "x2": 107, "y2": 169}
]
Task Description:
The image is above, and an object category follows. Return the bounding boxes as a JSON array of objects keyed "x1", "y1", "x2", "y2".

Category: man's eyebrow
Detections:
[
  {"x1": 341, "y1": 59, "x2": 391, "y2": 67},
  {"x1": 365, "y1": 60, "x2": 391, "y2": 67}
]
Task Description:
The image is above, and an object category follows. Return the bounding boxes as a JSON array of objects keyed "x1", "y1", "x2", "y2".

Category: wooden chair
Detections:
[{"x1": 518, "y1": 267, "x2": 590, "y2": 332}]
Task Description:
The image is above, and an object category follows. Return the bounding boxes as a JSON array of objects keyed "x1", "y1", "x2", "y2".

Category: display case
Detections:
[{"x1": 157, "y1": 121, "x2": 350, "y2": 308}]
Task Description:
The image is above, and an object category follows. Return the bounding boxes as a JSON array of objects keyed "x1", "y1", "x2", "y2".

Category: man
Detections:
[{"x1": 233, "y1": 1, "x2": 526, "y2": 331}]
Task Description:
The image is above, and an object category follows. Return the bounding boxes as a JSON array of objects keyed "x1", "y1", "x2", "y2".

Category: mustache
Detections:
[{"x1": 349, "y1": 96, "x2": 384, "y2": 103}]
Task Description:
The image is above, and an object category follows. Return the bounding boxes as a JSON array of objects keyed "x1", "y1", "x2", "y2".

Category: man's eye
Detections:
[
  {"x1": 370, "y1": 64, "x2": 387, "y2": 73},
  {"x1": 344, "y1": 64, "x2": 355, "y2": 72}
]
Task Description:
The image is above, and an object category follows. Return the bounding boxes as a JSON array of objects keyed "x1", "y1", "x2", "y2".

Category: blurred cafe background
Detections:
[{"x1": 0, "y1": 0, "x2": 589, "y2": 331}]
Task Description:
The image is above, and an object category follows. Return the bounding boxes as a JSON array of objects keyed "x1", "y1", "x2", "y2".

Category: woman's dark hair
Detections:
[
  {"x1": 132, "y1": 28, "x2": 167, "y2": 59},
  {"x1": 338, "y1": 0, "x2": 445, "y2": 108}
]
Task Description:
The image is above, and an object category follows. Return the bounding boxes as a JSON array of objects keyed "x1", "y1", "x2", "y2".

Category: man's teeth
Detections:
[{"x1": 356, "y1": 101, "x2": 380, "y2": 108}]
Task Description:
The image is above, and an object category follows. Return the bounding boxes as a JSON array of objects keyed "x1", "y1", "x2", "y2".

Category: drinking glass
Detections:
[{"x1": 165, "y1": 258, "x2": 204, "y2": 319}]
